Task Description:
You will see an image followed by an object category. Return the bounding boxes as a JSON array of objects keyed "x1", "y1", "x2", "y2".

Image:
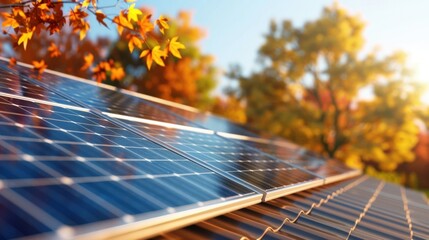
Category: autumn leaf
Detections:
[
  {"x1": 167, "y1": 36, "x2": 186, "y2": 59},
  {"x1": 38, "y1": 3, "x2": 50, "y2": 11},
  {"x1": 127, "y1": 4, "x2": 142, "y2": 22},
  {"x1": 9, "y1": 57, "x2": 16, "y2": 67},
  {"x1": 81, "y1": 0, "x2": 96, "y2": 8},
  {"x1": 156, "y1": 15, "x2": 169, "y2": 34},
  {"x1": 81, "y1": 53, "x2": 94, "y2": 71},
  {"x1": 92, "y1": 61, "x2": 111, "y2": 83},
  {"x1": 128, "y1": 35, "x2": 142, "y2": 53},
  {"x1": 18, "y1": 28, "x2": 35, "y2": 50},
  {"x1": 140, "y1": 45, "x2": 166, "y2": 70},
  {"x1": 48, "y1": 42, "x2": 61, "y2": 58},
  {"x1": 111, "y1": 66, "x2": 125, "y2": 81},
  {"x1": 95, "y1": 10, "x2": 108, "y2": 28},
  {"x1": 113, "y1": 12, "x2": 134, "y2": 35},
  {"x1": 1, "y1": 13, "x2": 19, "y2": 29},
  {"x1": 137, "y1": 14, "x2": 154, "y2": 36},
  {"x1": 32, "y1": 60, "x2": 47, "y2": 74}
]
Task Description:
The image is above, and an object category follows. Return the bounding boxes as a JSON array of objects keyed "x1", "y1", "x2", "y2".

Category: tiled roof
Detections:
[{"x1": 156, "y1": 176, "x2": 429, "y2": 239}]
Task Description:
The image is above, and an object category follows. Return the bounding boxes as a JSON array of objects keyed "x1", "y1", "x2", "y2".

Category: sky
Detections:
[{"x1": 90, "y1": 0, "x2": 429, "y2": 96}]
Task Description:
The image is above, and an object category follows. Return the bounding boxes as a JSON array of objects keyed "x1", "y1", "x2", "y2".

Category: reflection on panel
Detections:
[
  {"x1": 118, "y1": 119, "x2": 321, "y2": 193},
  {"x1": 0, "y1": 96, "x2": 257, "y2": 239},
  {"x1": 0, "y1": 63, "x2": 77, "y2": 106},
  {"x1": 9, "y1": 64, "x2": 196, "y2": 127},
  {"x1": 231, "y1": 137, "x2": 355, "y2": 178}
]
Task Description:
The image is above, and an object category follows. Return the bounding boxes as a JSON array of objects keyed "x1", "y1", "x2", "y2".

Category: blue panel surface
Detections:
[
  {"x1": 0, "y1": 96, "x2": 257, "y2": 239},
  {"x1": 119, "y1": 120, "x2": 320, "y2": 192}
]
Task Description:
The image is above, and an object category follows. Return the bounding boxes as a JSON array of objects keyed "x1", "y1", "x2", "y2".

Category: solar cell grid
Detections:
[
  {"x1": 0, "y1": 96, "x2": 259, "y2": 239},
  {"x1": 227, "y1": 137, "x2": 356, "y2": 180},
  {"x1": 116, "y1": 119, "x2": 322, "y2": 199}
]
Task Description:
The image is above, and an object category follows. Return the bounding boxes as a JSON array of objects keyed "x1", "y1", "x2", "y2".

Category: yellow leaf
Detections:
[
  {"x1": 38, "y1": 3, "x2": 50, "y2": 11},
  {"x1": 128, "y1": 36, "x2": 142, "y2": 53},
  {"x1": 167, "y1": 36, "x2": 186, "y2": 59},
  {"x1": 139, "y1": 47, "x2": 165, "y2": 70},
  {"x1": 127, "y1": 3, "x2": 142, "y2": 22},
  {"x1": 152, "y1": 46, "x2": 166, "y2": 67},
  {"x1": 18, "y1": 29, "x2": 34, "y2": 50},
  {"x1": 82, "y1": 0, "x2": 90, "y2": 8},
  {"x1": 111, "y1": 67, "x2": 125, "y2": 81},
  {"x1": 156, "y1": 15, "x2": 169, "y2": 34}
]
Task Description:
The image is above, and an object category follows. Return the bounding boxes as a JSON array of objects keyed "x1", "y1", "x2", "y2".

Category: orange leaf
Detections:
[
  {"x1": 48, "y1": 42, "x2": 61, "y2": 58},
  {"x1": 95, "y1": 10, "x2": 108, "y2": 28},
  {"x1": 137, "y1": 14, "x2": 154, "y2": 36},
  {"x1": 32, "y1": 60, "x2": 47, "y2": 74},
  {"x1": 81, "y1": 53, "x2": 94, "y2": 71},
  {"x1": 9, "y1": 57, "x2": 16, "y2": 67}
]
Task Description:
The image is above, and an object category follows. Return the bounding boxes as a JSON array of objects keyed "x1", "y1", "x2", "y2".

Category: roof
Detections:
[
  {"x1": 0, "y1": 57, "x2": 426, "y2": 240},
  {"x1": 156, "y1": 176, "x2": 429, "y2": 239}
]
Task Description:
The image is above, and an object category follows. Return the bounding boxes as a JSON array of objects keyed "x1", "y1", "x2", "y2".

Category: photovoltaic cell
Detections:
[
  {"x1": 230, "y1": 138, "x2": 354, "y2": 178},
  {"x1": 0, "y1": 96, "x2": 258, "y2": 239},
  {"x1": 117, "y1": 119, "x2": 321, "y2": 194}
]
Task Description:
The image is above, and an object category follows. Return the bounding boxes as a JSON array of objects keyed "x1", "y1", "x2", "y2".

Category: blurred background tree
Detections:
[
  {"x1": 106, "y1": 11, "x2": 218, "y2": 110},
  {"x1": 228, "y1": 4, "x2": 425, "y2": 177}
]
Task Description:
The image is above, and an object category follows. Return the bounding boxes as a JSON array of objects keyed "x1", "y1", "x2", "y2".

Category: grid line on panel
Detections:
[{"x1": 116, "y1": 120, "x2": 322, "y2": 197}]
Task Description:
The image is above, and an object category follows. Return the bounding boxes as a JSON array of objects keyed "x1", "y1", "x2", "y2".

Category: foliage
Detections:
[
  {"x1": 211, "y1": 95, "x2": 247, "y2": 124},
  {"x1": 107, "y1": 11, "x2": 218, "y2": 109},
  {"x1": 0, "y1": 0, "x2": 185, "y2": 81},
  {"x1": 229, "y1": 3, "x2": 423, "y2": 171}
]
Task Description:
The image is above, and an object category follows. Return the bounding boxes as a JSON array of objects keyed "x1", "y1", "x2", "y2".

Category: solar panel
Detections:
[
  {"x1": 113, "y1": 118, "x2": 323, "y2": 201},
  {"x1": 0, "y1": 95, "x2": 260, "y2": 239},
  {"x1": 0, "y1": 58, "x2": 364, "y2": 239},
  {"x1": 8, "y1": 64, "x2": 199, "y2": 128},
  {"x1": 216, "y1": 135, "x2": 359, "y2": 183}
]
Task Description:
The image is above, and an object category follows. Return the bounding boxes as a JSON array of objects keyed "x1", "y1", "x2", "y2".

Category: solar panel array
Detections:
[
  {"x1": 158, "y1": 176, "x2": 429, "y2": 240},
  {"x1": 0, "y1": 59, "x2": 362, "y2": 239}
]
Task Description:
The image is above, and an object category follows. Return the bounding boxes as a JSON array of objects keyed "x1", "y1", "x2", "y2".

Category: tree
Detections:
[
  {"x1": 107, "y1": 11, "x2": 218, "y2": 109},
  {"x1": 0, "y1": 0, "x2": 185, "y2": 80},
  {"x1": 230, "y1": 3, "x2": 424, "y2": 171}
]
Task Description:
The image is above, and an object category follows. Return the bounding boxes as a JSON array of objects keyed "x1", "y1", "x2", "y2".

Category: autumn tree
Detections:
[
  {"x1": 107, "y1": 11, "x2": 217, "y2": 110},
  {"x1": 0, "y1": 0, "x2": 185, "y2": 80},
  {"x1": 229, "y1": 4, "x2": 424, "y2": 171}
]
